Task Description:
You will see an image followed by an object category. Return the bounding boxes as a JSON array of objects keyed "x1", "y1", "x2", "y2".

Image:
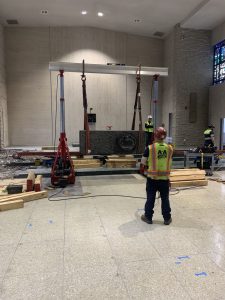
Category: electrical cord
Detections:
[{"x1": 48, "y1": 188, "x2": 180, "y2": 201}]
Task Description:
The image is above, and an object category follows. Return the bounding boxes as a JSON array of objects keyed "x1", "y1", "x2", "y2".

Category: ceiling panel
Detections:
[{"x1": 0, "y1": 0, "x2": 224, "y2": 37}]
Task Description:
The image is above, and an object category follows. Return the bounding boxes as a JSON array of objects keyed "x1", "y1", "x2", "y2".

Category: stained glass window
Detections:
[{"x1": 213, "y1": 40, "x2": 225, "y2": 84}]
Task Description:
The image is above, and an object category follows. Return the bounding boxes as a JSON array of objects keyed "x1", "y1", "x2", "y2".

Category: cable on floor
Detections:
[{"x1": 48, "y1": 188, "x2": 180, "y2": 201}]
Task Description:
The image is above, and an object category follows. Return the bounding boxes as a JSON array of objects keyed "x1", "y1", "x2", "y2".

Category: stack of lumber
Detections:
[
  {"x1": 170, "y1": 169, "x2": 208, "y2": 188},
  {"x1": 0, "y1": 190, "x2": 48, "y2": 212},
  {"x1": 72, "y1": 159, "x2": 101, "y2": 169},
  {"x1": 106, "y1": 157, "x2": 137, "y2": 168}
]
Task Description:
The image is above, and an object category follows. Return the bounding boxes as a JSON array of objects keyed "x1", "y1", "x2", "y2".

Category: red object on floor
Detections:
[{"x1": 51, "y1": 132, "x2": 75, "y2": 186}]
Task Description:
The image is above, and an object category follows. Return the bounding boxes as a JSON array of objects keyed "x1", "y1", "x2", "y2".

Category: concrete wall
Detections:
[
  {"x1": 0, "y1": 25, "x2": 8, "y2": 147},
  {"x1": 163, "y1": 26, "x2": 212, "y2": 147},
  {"x1": 5, "y1": 26, "x2": 163, "y2": 146},
  {"x1": 209, "y1": 20, "x2": 225, "y2": 148}
]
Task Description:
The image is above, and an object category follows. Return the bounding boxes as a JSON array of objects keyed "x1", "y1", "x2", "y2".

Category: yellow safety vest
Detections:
[
  {"x1": 204, "y1": 129, "x2": 213, "y2": 140},
  {"x1": 147, "y1": 142, "x2": 173, "y2": 180},
  {"x1": 145, "y1": 121, "x2": 154, "y2": 133}
]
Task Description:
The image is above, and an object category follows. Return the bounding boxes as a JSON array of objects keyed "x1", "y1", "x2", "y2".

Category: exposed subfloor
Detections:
[{"x1": 1, "y1": 173, "x2": 225, "y2": 299}]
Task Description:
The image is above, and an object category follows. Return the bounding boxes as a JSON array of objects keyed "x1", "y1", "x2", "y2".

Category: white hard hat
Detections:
[{"x1": 148, "y1": 115, "x2": 152, "y2": 118}]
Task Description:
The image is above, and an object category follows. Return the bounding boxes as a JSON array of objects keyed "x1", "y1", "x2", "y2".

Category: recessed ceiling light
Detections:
[
  {"x1": 97, "y1": 12, "x2": 104, "y2": 17},
  {"x1": 81, "y1": 11, "x2": 87, "y2": 15},
  {"x1": 41, "y1": 10, "x2": 48, "y2": 15},
  {"x1": 153, "y1": 31, "x2": 164, "y2": 37},
  {"x1": 6, "y1": 19, "x2": 19, "y2": 25}
]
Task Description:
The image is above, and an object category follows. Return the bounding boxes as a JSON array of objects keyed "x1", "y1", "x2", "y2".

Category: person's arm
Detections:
[
  {"x1": 140, "y1": 147, "x2": 149, "y2": 174},
  {"x1": 145, "y1": 122, "x2": 150, "y2": 129}
]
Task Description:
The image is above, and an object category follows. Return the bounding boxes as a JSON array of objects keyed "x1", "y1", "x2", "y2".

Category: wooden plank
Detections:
[
  {"x1": 171, "y1": 180, "x2": 208, "y2": 188},
  {"x1": 170, "y1": 175, "x2": 205, "y2": 182},
  {"x1": 107, "y1": 158, "x2": 136, "y2": 162},
  {"x1": 171, "y1": 168, "x2": 200, "y2": 172},
  {"x1": 41, "y1": 146, "x2": 57, "y2": 150},
  {"x1": 72, "y1": 159, "x2": 101, "y2": 169},
  {"x1": 0, "y1": 200, "x2": 24, "y2": 211},
  {"x1": 170, "y1": 170, "x2": 205, "y2": 177},
  {"x1": 74, "y1": 163, "x2": 101, "y2": 169},
  {"x1": 0, "y1": 191, "x2": 48, "y2": 203},
  {"x1": 106, "y1": 159, "x2": 136, "y2": 168},
  {"x1": 108, "y1": 155, "x2": 134, "y2": 159},
  {"x1": 73, "y1": 159, "x2": 100, "y2": 164}
]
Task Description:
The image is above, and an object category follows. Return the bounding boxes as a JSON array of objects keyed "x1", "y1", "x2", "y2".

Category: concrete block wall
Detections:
[
  {"x1": 5, "y1": 26, "x2": 163, "y2": 146},
  {"x1": 209, "y1": 20, "x2": 225, "y2": 148},
  {"x1": 0, "y1": 24, "x2": 8, "y2": 147},
  {"x1": 162, "y1": 30, "x2": 176, "y2": 138},
  {"x1": 162, "y1": 26, "x2": 212, "y2": 147},
  {"x1": 175, "y1": 27, "x2": 212, "y2": 147}
]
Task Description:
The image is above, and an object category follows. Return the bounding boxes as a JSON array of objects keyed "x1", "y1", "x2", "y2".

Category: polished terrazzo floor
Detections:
[{"x1": 1, "y1": 173, "x2": 225, "y2": 299}]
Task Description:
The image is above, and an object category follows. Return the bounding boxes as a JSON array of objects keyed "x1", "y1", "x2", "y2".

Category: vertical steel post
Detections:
[
  {"x1": 59, "y1": 70, "x2": 65, "y2": 134},
  {"x1": 152, "y1": 74, "x2": 159, "y2": 130}
]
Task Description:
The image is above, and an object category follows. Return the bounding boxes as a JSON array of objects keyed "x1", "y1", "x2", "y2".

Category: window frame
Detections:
[{"x1": 213, "y1": 39, "x2": 225, "y2": 85}]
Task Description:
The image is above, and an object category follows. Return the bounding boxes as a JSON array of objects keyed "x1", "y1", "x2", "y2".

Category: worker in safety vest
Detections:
[
  {"x1": 204, "y1": 124, "x2": 215, "y2": 149},
  {"x1": 140, "y1": 127, "x2": 173, "y2": 225},
  {"x1": 145, "y1": 115, "x2": 154, "y2": 147}
]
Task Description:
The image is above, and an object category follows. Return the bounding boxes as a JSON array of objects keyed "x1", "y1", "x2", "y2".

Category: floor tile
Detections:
[
  {"x1": 64, "y1": 237, "x2": 114, "y2": 272},
  {"x1": 0, "y1": 244, "x2": 16, "y2": 277},
  {"x1": 120, "y1": 260, "x2": 191, "y2": 300},
  {"x1": 64, "y1": 264, "x2": 129, "y2": 299},
  {"x1": 108, "y1": 235, "x2": 160, "y2": 263},
  {"x1": 6, "y1": 240, "x2": 64, "y2": 277},
  {"x1": 207, "y1": 251, "x2": 225, "y2": 271},
  {"x1": 164, "y1": 253, "x2": 225, "y2": 300},
  {"x1": 21, "y1": 220, "x2": 64, "y2": 243},
  {"x1": 0, "y1": 272, "x2": 63, "y2": 300}
]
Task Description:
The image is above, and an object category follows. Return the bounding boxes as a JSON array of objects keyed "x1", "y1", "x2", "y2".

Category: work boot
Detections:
[
  {"x1": 164, "y1": 218, "x2": 172, "y2": 225},
  {"x1": 141, "y1": 215, "x2": 152, "y2": 224}
]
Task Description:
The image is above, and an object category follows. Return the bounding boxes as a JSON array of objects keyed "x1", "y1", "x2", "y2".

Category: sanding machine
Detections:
[{"x1": 51, "y1": 70, "x2": 75, "y2": 187}]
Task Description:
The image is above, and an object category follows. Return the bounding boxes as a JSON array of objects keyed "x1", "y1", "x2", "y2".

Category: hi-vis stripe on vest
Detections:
[
  {"x1": 147, "y1": 142, "x2": 173, "y2": 180},
  {"x1": 204, "y1": 129, "x2": 213, "y2": 141}
]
